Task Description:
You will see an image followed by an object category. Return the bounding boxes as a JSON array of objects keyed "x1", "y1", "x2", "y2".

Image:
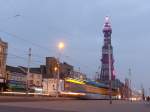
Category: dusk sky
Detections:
[{"x1": 0, "y1": 0, "x2": 150, "y2": 94}]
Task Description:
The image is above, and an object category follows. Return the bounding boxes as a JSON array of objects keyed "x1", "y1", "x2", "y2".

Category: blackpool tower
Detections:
[{"x1": 100, "y1": 16, "x2": 115, "y2": 82}]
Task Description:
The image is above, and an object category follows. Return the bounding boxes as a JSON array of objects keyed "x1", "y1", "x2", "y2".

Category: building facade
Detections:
[
  {"x1": 6, "y1": 66, "x2": 43, "y2": 92},
  {"x1": 100, "y1": 17, "x2": 115, "y2": 83},
  {"x1": 44, "y1": 57, "x2": 73, "y2": 79},
  {"x1": 18, "y1": 66, "x2": 43, "y2": 92},
  {"x1": 6, "y1": 66, "x2": 26, "y2": 91},
  {"x1": 28, "y1": 68, "x2": 42, "y2": 91},
  {"x1": 0, "y1": 38, "x2": 8, "y2": 91},
  {"x1": 60, "y1": 62, "x2": 73, "y2": 79},
  {"x1": 45, "y1": 57, "x2": 58, "y2": 78},
  {"x1": 123, "y1": 78, "x2": 131, "y2": 99}
]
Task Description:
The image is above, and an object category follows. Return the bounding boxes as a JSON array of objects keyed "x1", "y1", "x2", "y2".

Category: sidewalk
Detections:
[{"x1": 0, "y1": 96, "x2": 77, "y2": 102}]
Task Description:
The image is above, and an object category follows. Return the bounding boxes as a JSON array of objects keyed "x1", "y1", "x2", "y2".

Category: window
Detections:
[
  {"x1": 36, "y1": 81, "x2": 40, "y2": 86},
  {"x1": 30, "y1": 80, "x2": 33, "y2": 85}
]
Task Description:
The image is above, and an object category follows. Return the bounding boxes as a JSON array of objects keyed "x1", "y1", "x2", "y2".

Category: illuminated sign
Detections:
[
  {"x1": 65, "y1": 79, "x2": 85, "y2": 85},
  {"x1": 0, "y1": 78, "x2": 4, "y2": 83}
]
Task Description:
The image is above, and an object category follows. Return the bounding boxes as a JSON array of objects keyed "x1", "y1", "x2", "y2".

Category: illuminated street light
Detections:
[
  {"x1": 54, "y1": 67, "x2": 58, "y2": 72},
  {"x1": 58, "y1": 42, "x2": 65, "y2": 50},
  {"x1": 56, "y1": 41, "x2": 65, "y2": 97}
]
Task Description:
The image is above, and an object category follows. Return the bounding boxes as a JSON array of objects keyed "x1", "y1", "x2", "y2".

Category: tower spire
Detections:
[{"x1": 104, "y1": 16, "x2": 110, "y2": 24}]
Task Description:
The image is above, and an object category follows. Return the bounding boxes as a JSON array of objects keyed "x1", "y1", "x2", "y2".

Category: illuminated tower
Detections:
[{"x1": 100, "y1": 17, "x2": 115, "y2": 82}]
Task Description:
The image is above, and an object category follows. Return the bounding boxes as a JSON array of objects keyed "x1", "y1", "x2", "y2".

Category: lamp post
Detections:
[{"x1": 56, "y1": 42, "x2": 65, "y2": 97}]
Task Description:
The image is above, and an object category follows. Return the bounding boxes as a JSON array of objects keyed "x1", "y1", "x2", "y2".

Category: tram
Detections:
[{"x1": 64, "y1": 78, "x2": 119, "y2": 99}]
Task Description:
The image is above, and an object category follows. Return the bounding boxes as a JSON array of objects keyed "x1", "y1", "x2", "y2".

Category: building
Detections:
[
  {"x1": 6, "y1": 66, "x2": 42, "y2": 92},
  {"x1": 44, "y1": 57, "x2": 73, "y2": 79},
  {"x1": 45, "y1": 57, "x2": 58, "y2": 78},
  {"x1": 6, "y1": 65, "x2": 26, "y2": 91},
  {"x1": 40, "y1": 65, "x2": 47, "y2": 78},
  {"x1": 18, "y1": 66, "x2": 43, "y2": 92},
  {"x1": 0, "y1": 38, "x2": 8, "y2": 91},
  {"x1": 60, "y1": 62, "x2": 73, "y2": 79},
  {"x1": 99, "y1": 17, "x2": 115, "y2": 83},
  {"x1": 28, "y1": 67, "x2": 42, "y2": 92},
  {"x1": 111, "y1": 78, "x2": 124, "y2": 98},
  {"x1": 123, "y1": 78, "x2": 132, "y2": 99}
]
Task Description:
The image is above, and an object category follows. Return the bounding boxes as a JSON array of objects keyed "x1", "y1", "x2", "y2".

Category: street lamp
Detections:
[
  {"x1": 54, "y1": 67, "x2": 58, "y2": 72},
  {"x1": 56, "y1": 42, "x2": 65, "y2": 97},
  {"x1": 58, "y1": 42, "x2": 65, "y2": 50}
]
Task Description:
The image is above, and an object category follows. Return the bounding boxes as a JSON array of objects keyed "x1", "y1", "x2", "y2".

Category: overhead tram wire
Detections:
[
  {"x1": 9, "y1": 45, "x2": 89, "y2": 70},
  {"x1": 7, "y1": 45, "x2": 46, "y2": 62},
  {"x1": 9, "y1": 47, "x2": 89, "y2": 70},
  {"x1": 9, "y1": 45, "x2": 46, "y2": 60},
  {"x1": 0, "y1": 29, "x2": 97, "y2": 73},
  {"x1": 0, "y1": 29, "x2": 50, "y2": 61},
  {"x1": 0, "y1": 29, "x2": 57, "y2": 54},
  {"x1": 8, "y1": 53, "x2": 43, "y2": 64},
  {"x1": 0, "y1": 14, "x2": 98, "y2": 71},
  {"x1": 63, "y1": 55, "x2": 96, "y2": 74},
  {"x1": 0, "y1": 14, "x2": 98, "y2": 74},
  {"x1": 7, "y1": 53, "x2": 43, "y2": 65},
  {"x1": 2, "y1": 52, "x2": 43, "y2": 66}
]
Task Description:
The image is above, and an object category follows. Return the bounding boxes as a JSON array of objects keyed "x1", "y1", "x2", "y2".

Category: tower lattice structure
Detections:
[{"x1": 100, "y1": 17, "x2": 115, "y2": 82}]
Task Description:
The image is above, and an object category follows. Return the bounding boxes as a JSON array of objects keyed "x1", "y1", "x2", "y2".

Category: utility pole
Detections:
[
  {"x1": 109, "y1": 44, "x2": 112, "y2": 104},
  {"x1": 56, "y1": 42, "x2": 65, "y2": 97},
  {"x1": 128, "y1": 68, "x2": 132, "y2": 100},
  {"x1": 56, "y1": 57, "x2": 60, "y2": 98},
  {"x1": 26, "y1": 48, "x2": 31, "y2": 94}
]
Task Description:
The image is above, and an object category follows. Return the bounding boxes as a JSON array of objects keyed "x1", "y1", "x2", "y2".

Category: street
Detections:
[{"x1": 0, "y1": 100, "x2": 149, "y2": 112}]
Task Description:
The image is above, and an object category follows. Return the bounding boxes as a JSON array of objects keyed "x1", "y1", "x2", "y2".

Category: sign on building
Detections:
[{"x1": 43, "y1": 78, "x2": 64, "y2": 96}]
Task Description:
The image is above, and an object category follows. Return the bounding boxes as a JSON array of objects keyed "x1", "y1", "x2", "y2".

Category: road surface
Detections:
[{"x1": 0, "y1": 100, "x2": 149, "y2": 112}]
